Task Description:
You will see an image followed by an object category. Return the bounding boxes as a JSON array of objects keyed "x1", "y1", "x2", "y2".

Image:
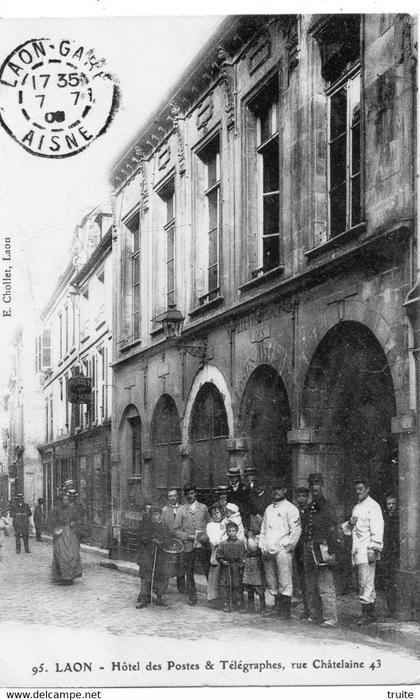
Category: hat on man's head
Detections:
[
  {"x1": 16, "y1": 493, "x2": 23, "y2": 498},
  {"x1": 214, "y1": 485, "x2": 229, "y2": 495},
  {"x1": 226, "y1": 466, "x2": 241, "y2": 478},
  {"x1": 244, "y1": 466, "x2": 257, "y2": 477},
  {"x1": 295, "y1": 486, "x2": 309, "y2": 495},
  {"x1": 308, "y1": 473, "x2": 324, "y2": 485},
  {"x1": 66, "y1": 489, "x2": 78, "y2": 497}
]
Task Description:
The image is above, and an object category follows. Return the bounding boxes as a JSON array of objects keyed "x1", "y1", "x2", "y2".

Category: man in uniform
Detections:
[
  {"x1": 342, "y1": 475, "x2": 384, "y2": 624},
  {"x1": 174, "y1": 485, "x2": 210, "y2": 606},
  {"x1": 226, "y1": 466, "x2": 247, "y2": 514},
  {"x1": 10, "y1": 493, "x2": 32, "y2": 554},
  {"x1": 301, "y1": 474, "x2": 339, "y2": 627},
  {"x1": 259, "y1": 478, "x2": 301, "y2": 620},
  {"x1": 161, "y1": 487, "x2": 186, "y2": 593},
  {"x1": 382, "y1": 494, "x2": 399, "y2": 618}
]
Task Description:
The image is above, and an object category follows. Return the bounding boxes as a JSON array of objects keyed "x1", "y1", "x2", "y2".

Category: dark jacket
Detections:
[
  {"x1": 383, "y1": 513, "x2": 399, "y2": 562},
  {"x1": 243, "y1": 486, "x2": 271, "y2": 529},
  {"x1": 227, "y1": 483, "x2": 248, "y2": 513},
  {"x1": 302, "y1": 496, "x2": 339, "y2": 554},
  {"x1": 136, "y1": 519, "x2": 172, "y2": 569},
  {"x1": 10, "y1": 502, "x2": 31, "y2": 533}
]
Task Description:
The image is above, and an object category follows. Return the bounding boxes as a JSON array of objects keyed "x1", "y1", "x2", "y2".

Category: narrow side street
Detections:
[{"x1": 0, "y1": 537, "x2": 419, "y2": 687}]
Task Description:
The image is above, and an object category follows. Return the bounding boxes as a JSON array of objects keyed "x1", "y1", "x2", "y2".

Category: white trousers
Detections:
[
  {"x1": 263, "y1": 549, "x2": 293, "y2": 597},
  {"x1": 357, "y1": 562, "x2": 376, "y2": 604}
]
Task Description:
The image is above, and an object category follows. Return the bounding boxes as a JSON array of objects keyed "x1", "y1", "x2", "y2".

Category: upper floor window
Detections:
[
  {"x1": 124, "y1": 210, "x2": 141, "y2": 341},
  {"x1": 157, "y1": 178, "x2": 176, "y2": 309},
  {"x1": 246, "y1": 77, "x2": 281, "y2": 277},
  {"x1": 196, "y1": 134, "x2": 221, "y2": 304},
  {"x1": 328, "y1": 70, "x2": 361, "y2": 237}
]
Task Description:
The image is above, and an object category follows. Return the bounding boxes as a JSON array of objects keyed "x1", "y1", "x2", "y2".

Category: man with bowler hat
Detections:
[
  {"x1": 259, "y1": 477, "x2": 301, "y2": 619},
  {"x1": 226, "y1": 466, "x2": 247, "y2": 514},
  {"x1": 174, "y1": 485, "x2": 210, "y2": 606},
  {"x1": 213, "y1": 485, "x2": 229, "y2": 516},
  {"x1": 342, "y1": 475, "x2": 384, "y2": 624},
  {"x1": 301, "y1": 474, "x2": 339, "y2": 627},
  {"x1": 243, "y1": 467, "x2": 270, "y2": 532},
  {"x1": 10, "y1": 493, "x2": 32, "y2": 554}
]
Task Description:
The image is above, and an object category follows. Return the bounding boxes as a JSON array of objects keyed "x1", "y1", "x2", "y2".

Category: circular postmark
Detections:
[{"x1": 0, "y1": 38, "x2": 119, "y2": 158}]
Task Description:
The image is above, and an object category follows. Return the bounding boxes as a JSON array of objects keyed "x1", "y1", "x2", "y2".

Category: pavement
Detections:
[{"x1": 0, "y1": 534, "x2": 419, "y2": 687}]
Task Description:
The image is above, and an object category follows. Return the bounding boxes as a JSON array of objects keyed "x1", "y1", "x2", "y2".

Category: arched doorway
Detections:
[
  {"x1": 239, "y1": 364, "x2": 292, "y2": 486},
  {"x1": 190, "y1": 383, "x2": 229, "y2": 489},
  {"x1": 151, "y1": 394, "x2": 182, "y2": 496},
  {"x1": 301, "y1": 321, "x2": 398, "y2": 517}
]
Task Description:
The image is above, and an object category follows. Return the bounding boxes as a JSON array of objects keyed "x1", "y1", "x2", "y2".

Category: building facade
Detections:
[
  {"x1": 110, "y1": 15, "x2": 418, "y2": 614},
  {"x1": 38, "y1": 207, "x2": 113, "y2": 547},
  {"x1": 2, "y1": 323, "x2": 44, "y2": 510}
]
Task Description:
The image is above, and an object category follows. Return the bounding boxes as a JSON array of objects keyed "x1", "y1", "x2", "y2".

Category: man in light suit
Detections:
[
  {"x1": 161, "y1": 487, "x2": 186, "y2": 593},
  {"x1": 174, "y1": 485, "x2": 210, "y2": 606}
]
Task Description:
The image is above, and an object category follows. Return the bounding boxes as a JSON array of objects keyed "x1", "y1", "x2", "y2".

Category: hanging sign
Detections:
[{"x1": 67, "y1": 376, "x2": 92, "y2": 404}]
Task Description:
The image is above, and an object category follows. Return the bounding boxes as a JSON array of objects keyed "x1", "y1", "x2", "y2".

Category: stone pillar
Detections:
[
  {"x1": 142, "y1": 450, "x2": 154, "y2": 497},
  {"x1": 391, "y1": 412, "x2": 419, "y2": 617},
  {"x1": 179, "y1": 443, "x2": 192, "y2": 485},
  {"x1": 226, "y1": 437, "x2": 248, "y2": 474}
]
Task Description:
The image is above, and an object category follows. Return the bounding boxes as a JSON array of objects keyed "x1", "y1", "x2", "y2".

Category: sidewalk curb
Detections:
[{"x1": 99, "y1": 557, "x2": 420, "y2": 655}]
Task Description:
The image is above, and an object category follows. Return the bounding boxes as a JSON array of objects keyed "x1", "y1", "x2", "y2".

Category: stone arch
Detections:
[
  {"x1": 182, "y1": 364, "x2": 234, "y2": 444},
  {"x1": 238, "y1": 363, "x2": 292, "y2": 486},
  {"x1": 297, "y1": 298, "x2": 403, "y2": 409},
  {"x1": 299, "y1": 320, "x2": 398, "y2": 515}
]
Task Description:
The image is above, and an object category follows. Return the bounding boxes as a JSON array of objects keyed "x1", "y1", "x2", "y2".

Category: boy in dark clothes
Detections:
[
  {"x1": 136, "y1": 505, "x2": 173, "y2": 609},
  {"x1": 216, "y1": 521, "x2": 246, "y2": 612}
]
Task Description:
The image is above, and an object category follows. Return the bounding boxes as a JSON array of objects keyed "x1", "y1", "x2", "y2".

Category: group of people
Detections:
[
  {"x1": 135, "y1": 466, "x2": 400, "y2": 626},
  {"x1": 4, "y1": 486, "x2": 83, "y2": 586},
  {"x1": 2, "y1": 468, "x2": 399, "y2": 626}
]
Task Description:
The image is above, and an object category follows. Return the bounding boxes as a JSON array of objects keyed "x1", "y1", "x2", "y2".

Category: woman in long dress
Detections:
[
  {"x1": 206, "y1": 504, "x2": 226, "y2": 605},
  {"x1": 46, "y1": 492, "x2": 82, "y2": 585}
]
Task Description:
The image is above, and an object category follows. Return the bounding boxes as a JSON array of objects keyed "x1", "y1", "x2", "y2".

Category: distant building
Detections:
[
  {"x1": 3, "y1": 324, "x2": 44, "y2": 508},
  {"x1": 37, "y1": 206, "x2": 113, "y2": 548},
  {"x1": 110, "y1": 15, "x2": 419, "y2": 616}
]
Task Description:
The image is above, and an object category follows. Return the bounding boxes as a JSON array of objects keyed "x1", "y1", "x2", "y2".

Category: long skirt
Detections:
[
  {"x1": 207, "y1": 564, "x2": 221, "y2": 601},
  {"x1": 52, "y1": 526, "x2": 82, "y2": 582}
]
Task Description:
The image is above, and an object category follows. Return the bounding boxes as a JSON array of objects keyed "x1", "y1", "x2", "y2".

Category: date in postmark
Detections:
[{"x1": 0, "y1": 38, "x2": 119, "y2": 158}]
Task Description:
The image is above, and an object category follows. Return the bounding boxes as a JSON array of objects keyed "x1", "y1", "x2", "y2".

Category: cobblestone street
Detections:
[{"x1": 0, "y1": 536, "x2": 419, "y2": 688}]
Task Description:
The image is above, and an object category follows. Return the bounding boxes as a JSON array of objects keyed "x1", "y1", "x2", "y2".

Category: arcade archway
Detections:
[{"x1": 239, "y1": 364, "x2": 292, "y2": 486}]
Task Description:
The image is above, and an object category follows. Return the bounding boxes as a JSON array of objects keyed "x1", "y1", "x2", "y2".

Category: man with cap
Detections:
[
  {"x1": 342, "y1": 475, "x2": 384, "y2": 624},
  {"x1": 226, "y1": 466, "x2": 248, "y2": 514},
  {"x1": 381, "y1": 494, "x2": 399, "y2": 618},
  {"x1": 259, "y1": 478, "x2": 301, "y2": 620},
  {"x1": 161, "y1": 488, "x2": 186, "y2": 594},
  {"x1": 136, "y1": 505, "x2": 173, "y2": 609},
  {"x1": 10, "y1": 493, "x2": 32, "y2": 554},
  {"x1": 243, "y1": 468, "x2": 271, "y2": 533},
  {"x1": 174, "y1": 485, "x2": 210, "y2": 606},
  {"x1": 301, "y1": 474, "x2": 339, "y2": 627},
  {"x1": 293, "y1": 486, "x2": 310, "y2": 619}
]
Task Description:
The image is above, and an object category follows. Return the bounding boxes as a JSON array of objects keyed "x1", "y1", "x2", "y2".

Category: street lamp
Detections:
[{"x1": 154, "y1": 306, "x2": 207, "y2": 362}]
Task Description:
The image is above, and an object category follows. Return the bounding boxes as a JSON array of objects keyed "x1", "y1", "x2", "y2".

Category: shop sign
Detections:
[{"x1": 67, "y1": 376, "x2": 91, "y2": 404}]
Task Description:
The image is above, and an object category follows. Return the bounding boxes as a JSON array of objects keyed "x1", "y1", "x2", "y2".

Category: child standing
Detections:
[
  {"x1": 242, "y1": 531, "x2": 266, "y2": 614},
  {"x1": 216, "y1": 521, "x2": 246, "y2": 612}
]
